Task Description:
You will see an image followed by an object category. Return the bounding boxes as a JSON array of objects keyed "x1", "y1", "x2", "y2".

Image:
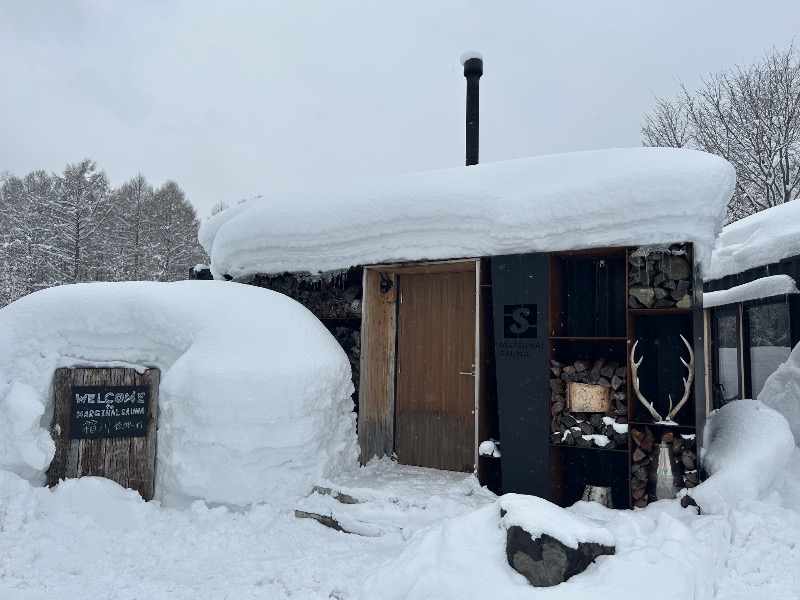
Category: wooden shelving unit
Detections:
[{"x1": 547, "y1": 244, "x2": 699, "y2": 509}]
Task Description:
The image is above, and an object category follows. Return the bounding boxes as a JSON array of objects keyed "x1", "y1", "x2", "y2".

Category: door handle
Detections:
[{"x1": 459, "y1": 371, "x2": 476, "y2": 376}]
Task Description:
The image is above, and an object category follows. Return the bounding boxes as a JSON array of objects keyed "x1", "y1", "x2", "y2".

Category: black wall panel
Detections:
[{"x1": 491, "y1": 254, "x2": 550, "y2": 497}]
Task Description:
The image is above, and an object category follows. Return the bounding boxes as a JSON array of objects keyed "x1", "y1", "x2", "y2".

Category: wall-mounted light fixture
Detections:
[{"x1": 379, "y1": 273, "x2": 393, "y2": 294}]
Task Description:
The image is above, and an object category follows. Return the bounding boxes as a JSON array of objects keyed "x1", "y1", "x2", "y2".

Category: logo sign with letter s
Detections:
[{"x1": 504, "y1": 304, "x2": 537, "y2": 338}]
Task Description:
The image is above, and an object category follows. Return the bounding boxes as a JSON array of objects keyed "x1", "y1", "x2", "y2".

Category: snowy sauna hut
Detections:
[
  {"x1": 703, "y1": 200, "x2": 800, "y2": 408},
  {"x1": 200, "y1": 147, "x2": 736, "y2": 509}
]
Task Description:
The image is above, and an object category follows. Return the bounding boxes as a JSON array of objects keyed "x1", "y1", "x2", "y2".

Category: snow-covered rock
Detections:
[
  {"x1": 201, "y1": 147, "x2": 734, "y2": 279},
  {"x1": 0, "y1": 281, "x2": 358, "y2": 508}
]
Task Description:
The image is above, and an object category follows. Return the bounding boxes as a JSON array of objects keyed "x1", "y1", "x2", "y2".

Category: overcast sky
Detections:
[{"x1": 1, "y1": 1, "x2": 798, "y2": 218}]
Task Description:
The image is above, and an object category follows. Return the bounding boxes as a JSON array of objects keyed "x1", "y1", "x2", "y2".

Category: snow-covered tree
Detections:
[
  {"x1": 0, "y1": 170, "x2": 61, "y2": 303},
  {"x1": 111, "y1": 173, "x2": 156, "y2": 280},
  {"x1": 642, "y1": 44, "x2": 800, "y2": 222},
  {"x1": 0, "y1": 161, "x2": 207, "y2": 306},
  {"x1": 52, "y1": 159, "x2": 112, "y2": 282},
  {"x1": 149, "y1": 180, "x2": 205, "y2": 281}
]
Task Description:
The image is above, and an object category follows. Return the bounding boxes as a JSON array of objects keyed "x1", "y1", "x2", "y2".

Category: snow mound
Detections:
[
  {"x1": 201, "y1": 147, "x2": 734, "y2": 280},
  {"x1": 360, "y1": 496, "x2": 727, "y2": 600},
  {"x1": 694, "y1": 400, "x2": 795, "y2": 510},
  {"x1": 758, "y1": 342, "x2": 800, "y2": 445},
  {"x1": 705, "y1": 199, "x2": 800, "y2": 281},
  {"x1": 0, "y1": 281, "x2": 358, "y2": 508}
]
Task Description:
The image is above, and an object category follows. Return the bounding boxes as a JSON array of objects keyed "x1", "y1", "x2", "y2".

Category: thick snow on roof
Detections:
[
  {"x1": 200, "y1": 147, "x2": 735, "y2": 280},
  {"x1": 0, "y1": 281, "x2": 358, "y2": 508},
  {"x1": 706, "y1": 200, "x2": 800, "y2": 281},
  {"x1": 703, "y1": 274, "x2": 798, "y2": 307}
]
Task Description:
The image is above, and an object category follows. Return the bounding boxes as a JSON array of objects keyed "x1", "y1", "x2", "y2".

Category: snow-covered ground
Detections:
[
  {"x1": 0, "y1": 431, "x2": 798, "y2": 600},
  {"x1": 1, "y1": 281, "x2": 799, "y2": 599}
]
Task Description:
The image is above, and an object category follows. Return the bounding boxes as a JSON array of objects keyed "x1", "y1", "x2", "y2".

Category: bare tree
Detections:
[
  {"x1": 209, "y1": 200, "x2": 230, "y2": 217},
  {"x1": 642, "y1": 44, "x2": 800, "y2": 222}
]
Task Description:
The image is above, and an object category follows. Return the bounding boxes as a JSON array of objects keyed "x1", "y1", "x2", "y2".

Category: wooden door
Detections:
[
  {"x1": 395, "y1": 269, "x2": 476, "y2": 472},
  {"x1": 48, "y1": 368, "x2": 159, "y2": 500}
]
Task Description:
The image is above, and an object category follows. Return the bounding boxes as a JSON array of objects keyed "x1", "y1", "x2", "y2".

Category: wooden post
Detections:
[{"x1": 47, "y1": 367, "x2": 159, "y2": 500}]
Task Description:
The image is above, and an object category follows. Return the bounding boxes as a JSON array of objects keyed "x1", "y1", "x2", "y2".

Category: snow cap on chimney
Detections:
[{"x1": 460, "y1": 51, "x2": 483, "y2": 66}]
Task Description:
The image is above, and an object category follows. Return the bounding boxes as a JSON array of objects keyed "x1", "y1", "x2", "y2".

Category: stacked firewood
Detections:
[
  {"x1": 628, "y1": 245, "x2": 693, "y2": 309},
  {"x1": 320, "y1": 285, "x2": 362, "y2": 318},
  {"x1": 331, "y1": 326, "x2": 361, "y2": 407},
  {"x1": 250, "y1": 273, "x2": 319, "y2": 313},
  {"x1": 549, "y1": 357, "x2": 628, "y2": 449},
  {"x1": 250, "y1": 273, "x2": 362, "y2": 319},
  {"x1": 629, "y1": 428, "x2": 698, "y2": 508}
]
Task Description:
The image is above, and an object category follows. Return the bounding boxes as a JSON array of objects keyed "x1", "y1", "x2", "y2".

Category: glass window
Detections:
[
  {"x1": 714, "y1": 311, "x2": 740, "y2": 406},
  {"x1": 748, "y1": 301, "x2": 792, "y2": 398}
]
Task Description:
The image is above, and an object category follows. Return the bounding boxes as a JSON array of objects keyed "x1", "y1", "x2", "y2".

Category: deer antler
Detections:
[
  {"x1": 630, "y1": 340, "x2": 664, "y2": 421},
  {"x1": 666, "y1": 334, "x2": 694, "y2": 421}
]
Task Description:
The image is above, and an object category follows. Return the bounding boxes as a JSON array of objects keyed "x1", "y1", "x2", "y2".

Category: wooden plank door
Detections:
[
  {"x1": 48, "y1": 367, "x2": 159, "y2": 500},
  {"x1": 395, "y1": 269, "x2": 476, "y2": 472}
]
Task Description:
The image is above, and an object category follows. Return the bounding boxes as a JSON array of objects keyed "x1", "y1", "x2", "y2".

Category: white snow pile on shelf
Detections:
[
  {"x1": 759, "y1": 341, "x2": 800, "y2": 445},
  {"x1": 703, "y1": 274, "x2": 798, "y2": 307},
  {"x1": 693, "y1": 400, "x2": 795, "y2": 511},
  {"x1": 0, "y1": 281, "x2": 358, "y2": 508},
  {"x1": 705, "y1": 199, "x2": 800, "y2": 281},
  {"x1": 201, "y1": 147, "x2": 734, "y2": 280}
]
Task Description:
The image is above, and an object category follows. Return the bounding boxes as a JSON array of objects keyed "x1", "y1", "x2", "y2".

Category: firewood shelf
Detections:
[{"x1": 546, "y1": 244, "x2": 701, "y2": 510}]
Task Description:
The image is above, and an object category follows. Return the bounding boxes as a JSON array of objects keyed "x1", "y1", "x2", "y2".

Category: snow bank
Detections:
[
  {"x1": 360, "y1": 496, "x2": 727, "y2": 600},
  {"x1": 693, "y1": 400, "x2": 795, "y2": 511},
  {"x1": 758, "y1": 342, "x2": 800, "y2": 444},
  {"x1": 0, "y1": 281, "x2": 358, "y2": 508},
  {"x1": 702, "y1": 274, "x2": 798, "y2": 307},
  {"x1": 705, "y1": 199, "x2": 800, "y2": 282},
  {"x1": 201, "y1": 147, "x2": 734, "y2": 280}
]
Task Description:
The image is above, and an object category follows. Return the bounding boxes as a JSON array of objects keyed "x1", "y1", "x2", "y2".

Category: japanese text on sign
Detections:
[{"x1": 69, "y1": 386, "x2": 149, "y2": 439}]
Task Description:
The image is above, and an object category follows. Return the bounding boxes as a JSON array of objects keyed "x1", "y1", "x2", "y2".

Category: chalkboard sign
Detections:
[{"x1": 69, "y1": 385, "x2": 149, "y2": 439}]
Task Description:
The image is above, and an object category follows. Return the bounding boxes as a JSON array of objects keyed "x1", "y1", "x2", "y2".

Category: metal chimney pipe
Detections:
[{"x1": 462, "y1": 52, "x2": 483, "y2": 166}]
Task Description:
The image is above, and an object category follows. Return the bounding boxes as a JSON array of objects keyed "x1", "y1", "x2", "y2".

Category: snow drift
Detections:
[
  {"x1": 201, "y1": 147, "x2": 735, "y2": 279},
  {"x1": 758, "y1": 341, "x2": 800, "y2": 445},
  {"x1": 694, "y1": 400, "x2": 795, "y2": 511},
  {"x1": 0, "y1": 281, "x2": 358, "y2": 507}
]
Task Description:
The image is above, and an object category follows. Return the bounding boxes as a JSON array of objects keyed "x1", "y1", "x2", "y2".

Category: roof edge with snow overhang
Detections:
[
  {"x1": 705, "y1": 200, "x2": 800, "y2": 282},
  {"x1": 200, "y1": 147, "x2": 735, "y2": 280},
  {"x1": 703, "y1": 274, "x2": 799, "y2": 308}
]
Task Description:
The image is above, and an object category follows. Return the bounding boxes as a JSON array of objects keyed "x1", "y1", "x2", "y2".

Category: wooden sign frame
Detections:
[{"x1": 47, "y1": 367, "x2": 159, "y2": 501}]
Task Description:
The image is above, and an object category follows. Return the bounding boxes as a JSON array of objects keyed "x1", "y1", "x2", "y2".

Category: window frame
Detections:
[{"x1": 710, "y1": 305, "x2": 741, "y2": 409}]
